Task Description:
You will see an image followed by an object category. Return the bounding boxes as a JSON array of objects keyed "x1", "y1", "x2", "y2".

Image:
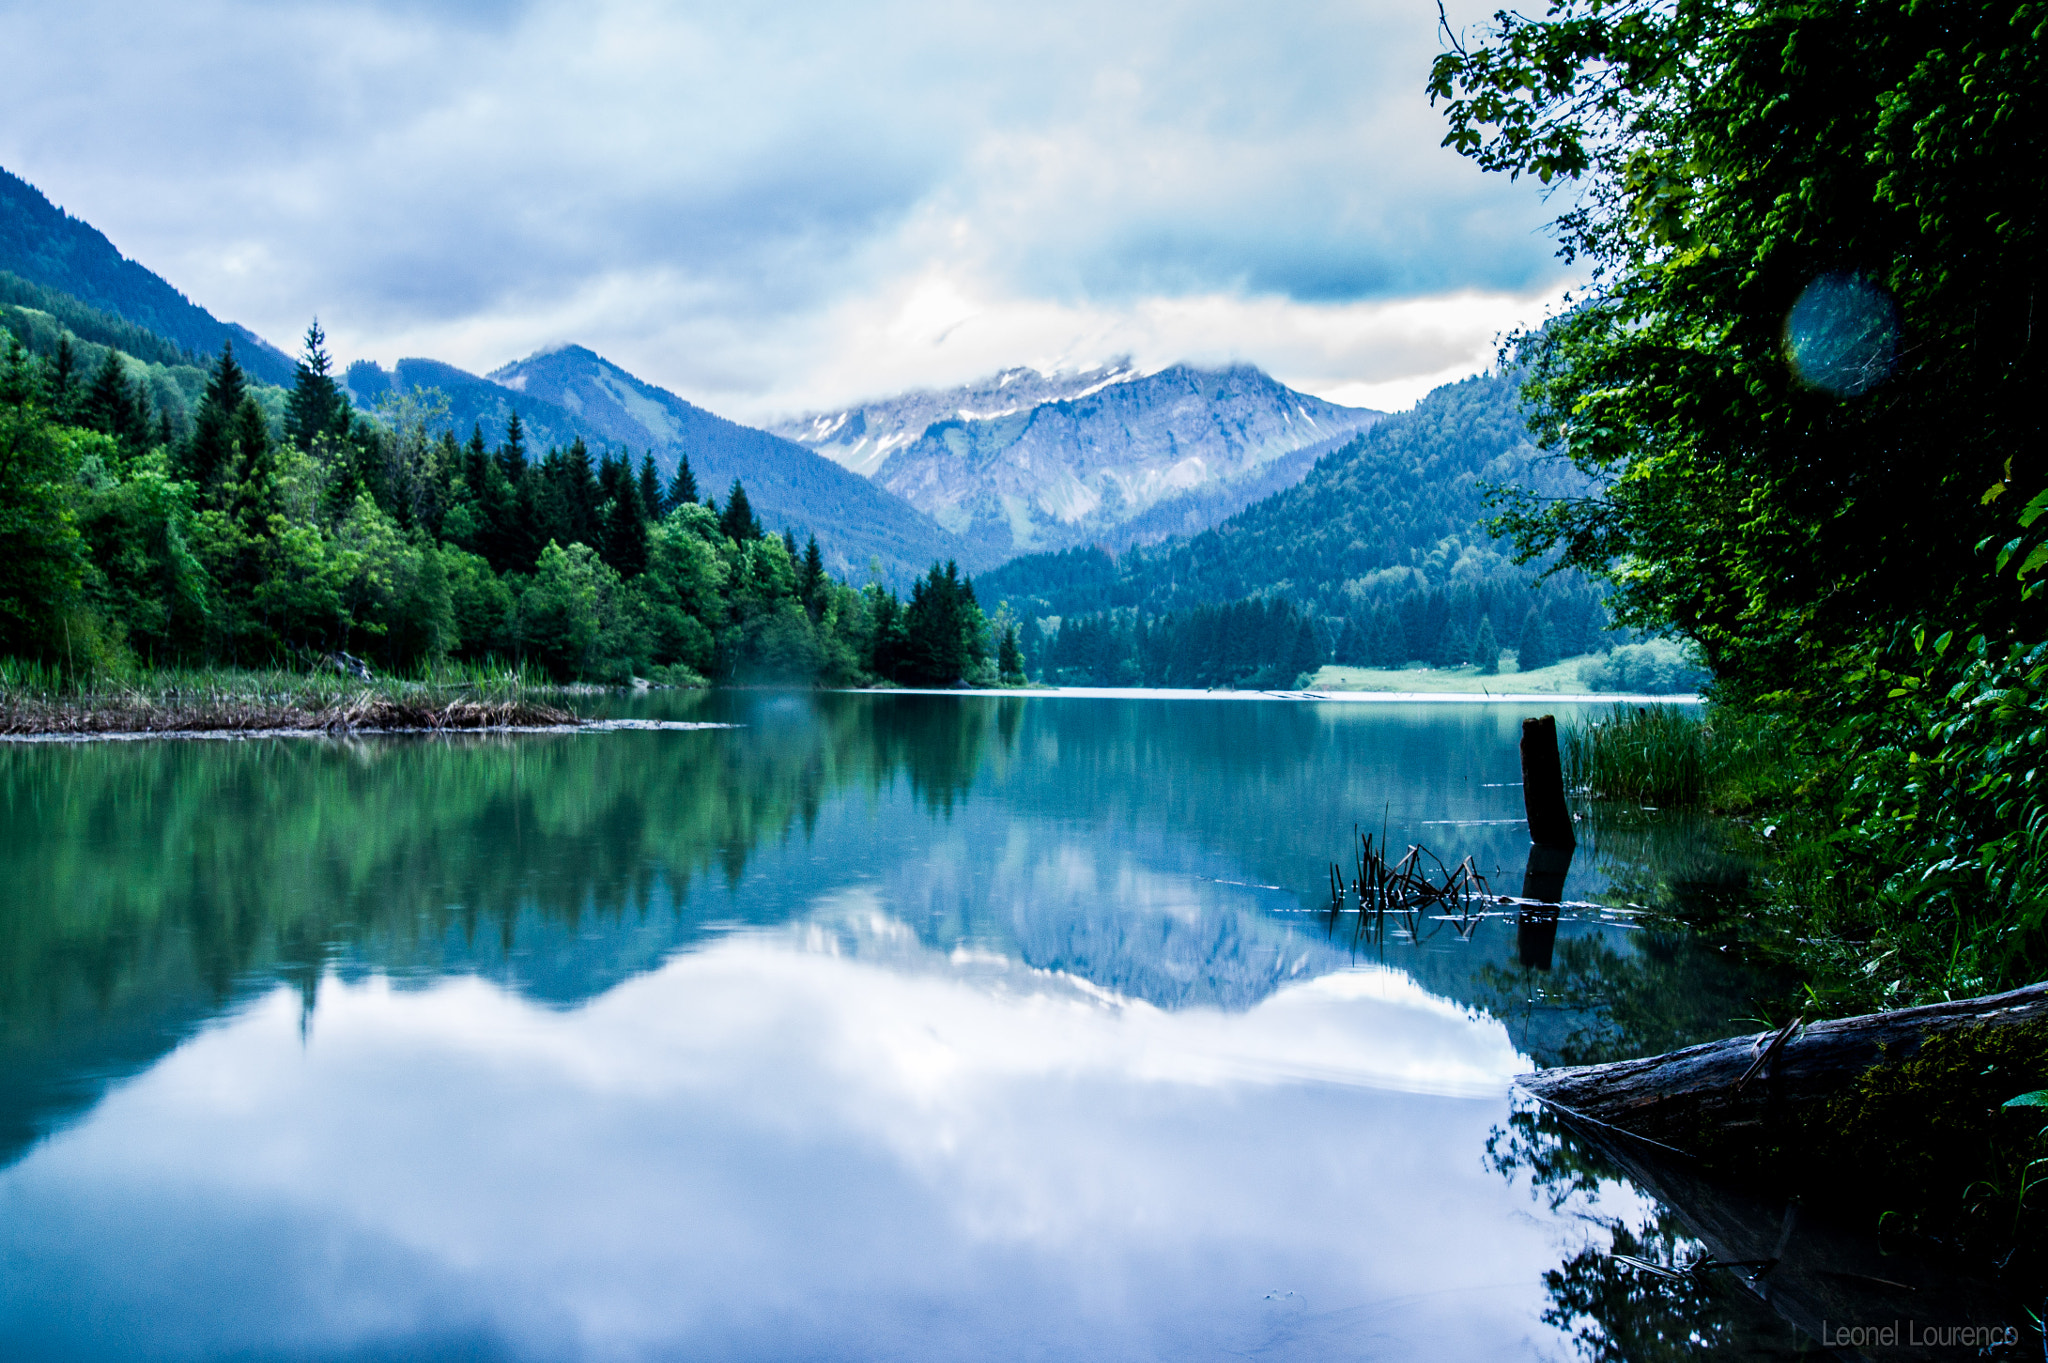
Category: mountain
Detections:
[
  {"x1": 980, "y1": 371, "x2": 1615, "y2": 660},
  {"x1": 779, "y1": 362, "x2": 1381, "y2": 563},
  {"x1": 348, "y1": 345, "x2": 968, "y2": 585},
  {"x1": 0, "y1": 167, "x2": 296, "y2": 386},
  {"x1": 772, "y1": 360, "x2": 1142, "y2": 477}
]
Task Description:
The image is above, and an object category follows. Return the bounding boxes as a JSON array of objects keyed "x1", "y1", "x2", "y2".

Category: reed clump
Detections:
[
  {"x1": 1562, "y1": 704, "x2": 1794, "y2": 809},
  {"x1": 0, "y1": 660, "x2": 577, "y2": 736}
]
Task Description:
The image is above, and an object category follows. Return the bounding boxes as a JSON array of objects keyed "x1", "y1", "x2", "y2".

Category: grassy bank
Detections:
[
  {"x1": 0, "y1": 660, "x2": 579, "y2": 736},
  {"x1": 1308, "y1": 653, "x2": 1697, "y2": 695}
]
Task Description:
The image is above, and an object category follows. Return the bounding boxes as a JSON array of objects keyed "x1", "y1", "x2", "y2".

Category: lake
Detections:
[{"x1": 0, "y1": 691, "x2": 1802, "y2": 1360}]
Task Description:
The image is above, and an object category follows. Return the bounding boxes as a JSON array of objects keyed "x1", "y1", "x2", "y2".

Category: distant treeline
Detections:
[
  {"x1": 1023, "y1": 598, "x2": 1324, "y2": 688},
  {"x1": 0, "y1": 323, "x2": 1017, "y2": 688}
]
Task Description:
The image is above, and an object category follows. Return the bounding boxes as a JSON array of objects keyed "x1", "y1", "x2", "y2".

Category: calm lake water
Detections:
[{"x1": 0, "y1": 691, "x2": 1804, "y2": 1361}]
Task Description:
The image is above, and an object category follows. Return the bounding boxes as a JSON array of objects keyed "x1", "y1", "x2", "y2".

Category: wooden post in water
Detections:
[
  {"x1": 1516, "y1": 716, "x2": 1575, "y2": 970},
  {"x1": 1520, "y1": 715, "x2": 1576, "y2": 849}
]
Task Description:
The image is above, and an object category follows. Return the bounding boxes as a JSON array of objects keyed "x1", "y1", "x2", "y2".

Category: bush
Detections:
[{"x1": 1578, "y1": 638, "x2": 1710, "y2": 694}]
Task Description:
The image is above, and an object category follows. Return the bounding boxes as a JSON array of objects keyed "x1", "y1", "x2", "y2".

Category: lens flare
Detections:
[{"x1": 1783, "y1": 272, "x2": 1899, "y2": 397}]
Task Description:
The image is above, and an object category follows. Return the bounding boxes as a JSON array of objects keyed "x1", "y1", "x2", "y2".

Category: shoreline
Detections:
[
  {"x1": 0, "y1": 717, "x2": 738, "y2": 744},
  {"x1": 866, "y1": 685, "x2": 1701, "y2": 704}
]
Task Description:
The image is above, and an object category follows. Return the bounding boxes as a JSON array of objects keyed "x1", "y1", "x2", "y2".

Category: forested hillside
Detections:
[
  {"x1": 0, "y1": 319, "x2": 1008, "y2": 690},
  {"x1": 342, "y1": 346, "x2": 965, "y2": 587},
  {"x1": 0, "y1": 269, "x2": 285, "y2": 450},
  {"x1": 984, "y1": 372, "x2": 1616, "y2": 680},
  {"x1": 0, "y1": 168, "x2": 294, "y2": 385}
]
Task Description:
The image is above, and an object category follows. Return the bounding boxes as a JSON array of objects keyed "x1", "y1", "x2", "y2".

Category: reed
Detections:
[
  {"x1": 1563, "y1": 705, "x2": 1711, "y2": 804},
  {"x1": 0, "y1": 659, "x2": 576, "y2": 736},
  {"x1": 1562, "y1": 704, "x2": 1796, "y2": 809}
]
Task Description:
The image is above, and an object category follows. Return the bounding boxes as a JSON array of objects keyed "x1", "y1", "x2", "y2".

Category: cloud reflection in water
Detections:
[{"x1": 0, "y1": 906, "x2": 1557, "y2": 1362}]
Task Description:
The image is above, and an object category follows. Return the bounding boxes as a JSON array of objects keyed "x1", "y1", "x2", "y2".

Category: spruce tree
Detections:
[
  {"x1": 638, "y1": 452, "x2": 662, "y2": 520},
  {"x1": 1517, "y1": 610, "x2": 1557, "y2": 672},
  {"x1": 719, "y1": 480, "x2": 760, "y2": 542},
  {"x1": 665, "y1": 453, "x2": 698, "y2": 513},
  {"x1": 1436, "y1": 620, "x2": 1472, "y2": 670},
  {"x1": 183, "y1": 341, "x2": 247, "y2": 493},
  {"x1": 83, "y1": 348, "x2": 130, "y2": 439},
  {"x1": 497, "y1": 412, "x2": 528, "y2": 483},
  {"x1": 1471, "y1": 615, "x2": 1500, "y2": 674},
  {"x1": 998, "y1": 626, "x2": 1024, "y2": 683},
  {"x1": 49, "y1": 336, "x2": 76, "y2": 422},
  {"x1": 798, "y1": 535, "x2": 826, "y2": 617},
  {"x1": 602, "y1": 482, "x2": 649, "y2": 577},
  {"x1": 285, "y1": 319, "x2": 347, "y2": 449}
]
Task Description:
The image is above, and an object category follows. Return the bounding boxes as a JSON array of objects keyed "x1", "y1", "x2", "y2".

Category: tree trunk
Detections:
[{"x1": 1517, "y1": 982, "x2": 2048, "y2": 1151}]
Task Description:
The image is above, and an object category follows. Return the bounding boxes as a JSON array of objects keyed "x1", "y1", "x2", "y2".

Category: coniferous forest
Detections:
[{"x1": 0, "y1": 321, "x2": 1001, "y2": 687}]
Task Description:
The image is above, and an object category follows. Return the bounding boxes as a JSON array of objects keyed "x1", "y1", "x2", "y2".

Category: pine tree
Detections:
[
  {"x1": 1471, "y1": 615, "x2": 1500, "y2": 674},
  {"x1": 602, "y1": 482, "x2": 649, "y2": 577},
  {"x1": 1289, "y1": 615, "x2": 1323, "y2": 681},
  {"x1": 285, "y1": 319, "x2": 348, "y2": 449},
  {"x1": 664, "y1": 453, "x2": 699, "y2": 513},
  {"x1": 183, "y1": 341, "x2": 247, "y2": 493},
  {"x1": 1517, "y1": 610, "x2": 1557, "y2": 672},
  {"x1": 48, "y1": 336, "x2": 77, "y2": 422},
  {"x1": 998, "y1": 625, "x2": 1024, "y2": 682},
  {"x1": 719, "y1": 480, "x2": 761, "y2": 542},
  {"x1": 638, "y1": 452, "x2": 662, "y2": 520},
  {"x1": 83, "y1": 348, "x2": 130, "y2": 439},
  {"x1": 902, "y1": 561, "x2": 976, "y2": 684},
  {"x1": 1435, "y1": 619, "x2": 1472, "y2": 669},
  {"x1": 798, "y1": 535, "x2": 826, "y2": 618},
  {"x1": 497, "y1": 412, "x2": 528, "y2": 483}
]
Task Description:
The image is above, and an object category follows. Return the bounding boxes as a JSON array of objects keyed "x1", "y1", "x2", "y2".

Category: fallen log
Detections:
[{"x1": 1517, "y1": 981, "x2": 2048, "y2": 1153}]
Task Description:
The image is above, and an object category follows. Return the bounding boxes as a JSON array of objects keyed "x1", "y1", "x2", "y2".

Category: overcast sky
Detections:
[{"x1": 0, "y1": 0, "x2": 1576, "y2": 421}]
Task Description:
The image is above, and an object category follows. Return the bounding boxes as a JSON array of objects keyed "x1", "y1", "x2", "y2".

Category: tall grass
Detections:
[
  {"x1": 1562, "y1": 704, "x2": 1796, "y2": 808},
  {"x1": 0, "y1": 658, "x2": 571, "y2": 734}
]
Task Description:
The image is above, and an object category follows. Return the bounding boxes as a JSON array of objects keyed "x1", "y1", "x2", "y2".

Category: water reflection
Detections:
[
  {"x1": 2, "y1": 927, "x2": 1541, "y2": 1360},
  {"x1": 0, "y1": 693, "x2": 1801, "y2": 1359}
]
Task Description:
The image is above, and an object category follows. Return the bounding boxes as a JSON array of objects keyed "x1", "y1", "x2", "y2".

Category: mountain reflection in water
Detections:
[{"x1": 0, "y1": 692, "x2": 1794, "y2": 1360}]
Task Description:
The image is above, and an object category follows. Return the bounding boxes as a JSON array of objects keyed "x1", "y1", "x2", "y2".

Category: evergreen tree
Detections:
[
  {"x1": 48, "y1": 336, "x2": 76, "y2": 422},
  {"x1": 998, "y1": 626, "x2": 1024, "y2": 683},
  {"x1": 497, "y1": 412, "x2": 528, "y2": 484},
  {"x1": 183, "y1": 341, "x2": 247, "y2": 495},
  {"x1": 900, "y1": 560, "x2": 986, "y2": 685},
  {"x1": 594, "y1": 453, "x2": 648, "y2": 577},
  {"x1": 1334, "y1": 616, "x2": 1367, "y2": 666},
  {"x1": 719, "y1": 480, "x2": 761, "y2": 542},
  {"x1": 1434, "y1": 619, "x2": 1472, "y2": 669},
  {"x1": 664, "y1": 453, "x2": 698, "y2": 513},
  {"x1": 798, "y1": 535, "x2": 826, "y2": 618},
  {"x1": 82, "y1": 348, "x2": 130, "y2": 441},
  {"x1": 1471, "y1": 615, "x2": 1500, "y2": 674},
  {"x1": 284, "y1": 319, "x2": 348, "y2": 449},
  {"x1": 1019, "y1": 615, "x2": 1046, "y2": 680},
  {"x1": 638, "y1": 452, "x2": 662, "y2": 520},
  {"x1": 1289, "y1": 615, "x2": 1323, "y2": 681},
  {"x1": 867, "y1": 587, "x2": 907, "y2": 680},
  {"x1": 1517, "y1": 610, "x2": 1557, "y2": 672}
]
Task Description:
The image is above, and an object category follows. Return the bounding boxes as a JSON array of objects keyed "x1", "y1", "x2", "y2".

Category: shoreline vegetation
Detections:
[{"x1": 0, "y1": 661, "x2": 576, "y2": 737}]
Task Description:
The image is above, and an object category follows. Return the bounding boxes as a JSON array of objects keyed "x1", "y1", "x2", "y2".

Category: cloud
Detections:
[{"x1": 0, "y1": 0, "x2": 1575, "y2": 419}]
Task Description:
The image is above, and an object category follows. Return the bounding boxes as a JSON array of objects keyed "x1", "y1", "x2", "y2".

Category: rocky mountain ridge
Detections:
[
  {"x1": 809, "y1": 362, "x2": 1382, "y2": 562},
  {"x1": 772, "y1": 360, "x2": 1141, "y2": 477},
  {"x1": 345, "y1": 345, "x2": 968, "y2": 585}
]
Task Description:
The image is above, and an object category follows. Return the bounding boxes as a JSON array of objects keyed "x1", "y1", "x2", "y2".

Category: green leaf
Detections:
[{"x1": 2004, "y1": 1091, "x2": 2048, "y2": 1109}]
